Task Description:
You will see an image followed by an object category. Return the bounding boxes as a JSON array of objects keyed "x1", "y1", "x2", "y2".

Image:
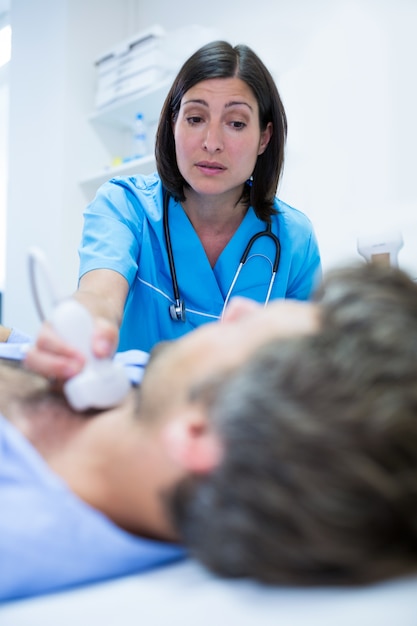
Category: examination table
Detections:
[{"x1": 1, "y1": 559, "x2": 416, "y2": 626}]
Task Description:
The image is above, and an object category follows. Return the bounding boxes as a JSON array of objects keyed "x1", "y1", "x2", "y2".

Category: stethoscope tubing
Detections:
[
  {"x1": 163, "y1": 190, "x2": 281, "y2": 322},
  {"x1": 240, "y1": 228, "x2": 281, "y2": 273},
  {"x1": 163, "y1": 194, "x2": 181, "y2": 303}
]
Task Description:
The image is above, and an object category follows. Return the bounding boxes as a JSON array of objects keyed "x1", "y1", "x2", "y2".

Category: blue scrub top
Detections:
[{"x1": 79, "y1": 173, "x2": 321, "y2": 353}]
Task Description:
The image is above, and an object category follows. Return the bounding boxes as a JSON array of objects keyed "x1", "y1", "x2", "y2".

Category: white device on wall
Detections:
[
  {"x1": 357, "y1": 230, "x2": 404, "y2": 267},
  {"x1": 28, "y1": 247, "x2": 130, "y2": 412}
]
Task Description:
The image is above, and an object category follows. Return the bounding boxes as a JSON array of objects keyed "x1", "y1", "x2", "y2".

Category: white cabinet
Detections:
[{"x1": 79, "y1": 77, "x2": 172, "y2": 199}]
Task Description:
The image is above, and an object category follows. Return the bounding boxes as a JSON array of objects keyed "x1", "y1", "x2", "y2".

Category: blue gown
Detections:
[
  {"x1": 80, "y1": 173, "x2": 321, "y2": 353},
  {"x1": 0, "y1": 413, "x2": 185, "y2": 602}
]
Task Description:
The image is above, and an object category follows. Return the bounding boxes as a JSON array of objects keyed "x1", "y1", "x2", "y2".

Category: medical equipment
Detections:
[
  {"x1": 0, "y1": 342, "x2": 31, "y2": 361},
  {"x1": 163, "y1": 191, "x2": 281, "y2": 322},
  {"x1": 357, "y1": 231, "x2": 404, "y2": 267},
  {"x1": 28, "y1": 248, "x2": 130, "y2": 411}
]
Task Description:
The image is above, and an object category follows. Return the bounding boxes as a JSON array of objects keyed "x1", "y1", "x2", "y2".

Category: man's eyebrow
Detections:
[{"x1": 188, "y1": 373, "x2": 230, "y2": 406}]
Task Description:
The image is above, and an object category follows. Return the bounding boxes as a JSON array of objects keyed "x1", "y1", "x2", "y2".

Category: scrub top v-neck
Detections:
[{"x1": 79, "y1": 173, "x2": 321, "y2": 353}]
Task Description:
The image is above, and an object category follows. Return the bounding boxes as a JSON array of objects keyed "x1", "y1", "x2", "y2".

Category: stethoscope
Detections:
[{"x1": 163, "y1": 191, "x2": 281, "y2": 322}]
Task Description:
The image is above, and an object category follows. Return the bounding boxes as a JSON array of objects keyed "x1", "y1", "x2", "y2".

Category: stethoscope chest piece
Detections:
[{"x1": 169, "y1": 298, "x2": 186, "y2": 322}]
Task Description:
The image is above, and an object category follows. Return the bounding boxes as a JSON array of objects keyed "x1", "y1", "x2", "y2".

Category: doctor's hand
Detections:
[{"x1": 24, "y1": 317, "x2": 119, "y2": 382}]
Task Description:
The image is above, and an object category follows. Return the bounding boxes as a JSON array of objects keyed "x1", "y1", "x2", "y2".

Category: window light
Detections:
[{"x1": 0, "y1": 25, "x2": 11, "y2": 69}]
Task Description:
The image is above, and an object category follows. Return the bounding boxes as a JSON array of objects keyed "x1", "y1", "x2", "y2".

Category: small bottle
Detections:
[{"x1": 132, "y1": 112, "x2": 148, "y2": 159}]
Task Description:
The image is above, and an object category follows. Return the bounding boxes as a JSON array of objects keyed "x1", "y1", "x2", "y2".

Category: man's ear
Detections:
[{"x1": 162, "y1": 408, "x2": 223, "y2": 475}]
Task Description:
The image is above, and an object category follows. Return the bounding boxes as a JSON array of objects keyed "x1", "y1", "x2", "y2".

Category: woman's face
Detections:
[{"x1": 172, "y1": 77, "x2": 272, "y2": 201}]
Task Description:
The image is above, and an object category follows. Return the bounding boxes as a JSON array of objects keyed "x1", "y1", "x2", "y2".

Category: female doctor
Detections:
[{"x1": 26, "y1": 40, "x2": 321, "y2": 381}]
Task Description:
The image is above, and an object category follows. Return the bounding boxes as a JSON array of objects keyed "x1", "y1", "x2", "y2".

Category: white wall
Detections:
[
  {"x1": 0, "y1": 78, "x2": 8, "y2": 295},
  {"x1": 4, "y1": 0, "x2": 417, "y2": 335},
  {"x1": 134, "y1": 0, "x2": 417, "y2": 276},
  {"x1": 4, "y1": 0, "x2": 135, "y2": 334},
  {"x1": 0, "y1": 6, "x2": 10, "y2": 301}
]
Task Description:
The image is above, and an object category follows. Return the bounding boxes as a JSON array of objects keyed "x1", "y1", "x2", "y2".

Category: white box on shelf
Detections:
[
  {"x1": 93, "y1": 24, "x2": 222, "y2": 111},
  {"x1": 111, "y1": 67, "x2": 167, "y2": 103},
  {"x1": 118, "y1": 48, "x2": 162, "y2": 80},
  {"x1": 94, "y1": 25, "x2": 166, "y2": 109}
]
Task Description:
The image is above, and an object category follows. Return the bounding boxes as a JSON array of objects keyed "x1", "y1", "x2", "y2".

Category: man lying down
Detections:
[{"x1": 1, "y1": 263, "x2": 417, "y2": 602}]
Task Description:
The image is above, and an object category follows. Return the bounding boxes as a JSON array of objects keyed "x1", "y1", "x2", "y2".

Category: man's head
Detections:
[
  {"x1": 0, "y1": 294, "x2": 319, "y2": 545},
  {"x1": 164, "y1": 263, "x2": 417, "y2": 586},
  {"x1": 138, "y1": 296, "x2": 319, "y2": 478}
]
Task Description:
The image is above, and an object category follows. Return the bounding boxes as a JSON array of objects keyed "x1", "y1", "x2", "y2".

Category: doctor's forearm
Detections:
[{"x1": 76, "y1": 270, "x2": 129, "y2": 328}]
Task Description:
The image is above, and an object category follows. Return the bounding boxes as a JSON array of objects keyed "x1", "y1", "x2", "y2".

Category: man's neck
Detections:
[{"x1": 4, "y1": 380, "x2": 178, "y2": 542}]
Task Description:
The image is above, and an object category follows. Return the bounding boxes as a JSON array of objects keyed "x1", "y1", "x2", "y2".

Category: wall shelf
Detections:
[
  {"x1": 88, "y1": 77, "x2": 172, "y2": 130},
  {"x1": 80, "y1": 78, "x2": 172, "y2": 200},
  {"x1": 80, "y1": 154, "x2": 157, "y2": 200}
]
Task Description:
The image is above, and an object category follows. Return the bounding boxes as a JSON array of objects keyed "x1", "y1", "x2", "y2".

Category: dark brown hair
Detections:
[
  {"x1": 155, "y1": 40, "x2": 287, "y2": 222},
  {"x1": 168, "y1": 264, "x2": 417, "y2": 586}
]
